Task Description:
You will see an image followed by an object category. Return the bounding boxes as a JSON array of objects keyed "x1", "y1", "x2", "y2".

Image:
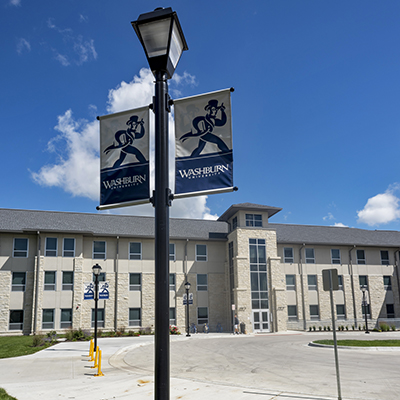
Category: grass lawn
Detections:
[
  {"x1": 314, "y1": 339, "x2": 400, "y2": 347},
  {"x1": 0, "y1": 335, "x2": 54, "y2": 359},
  {"x1": 0, "y1": 388, "x2": 17, "y2": 400}
]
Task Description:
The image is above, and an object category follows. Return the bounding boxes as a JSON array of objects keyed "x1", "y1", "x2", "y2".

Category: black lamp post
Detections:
[
  {"x1": 92, "y1": 263, "x2": 102, "y2": 352},
  {"x1": 361, "y1": 285, "x2": 370, "y2": 334},
  {"x1": 185, "y1": 281, "x2": 191, "y2": 337},
  {"x1": 131, "y1": 8, "x2": 188, "y2": 400}
]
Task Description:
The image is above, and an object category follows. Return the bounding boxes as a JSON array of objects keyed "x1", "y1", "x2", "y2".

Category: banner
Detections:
[
  {"x1": 98, "y1": 107, "x2": 150, "y2": 207},
  {"x1": 174, "y1": 89, "x2": 234, "y2": 197}
]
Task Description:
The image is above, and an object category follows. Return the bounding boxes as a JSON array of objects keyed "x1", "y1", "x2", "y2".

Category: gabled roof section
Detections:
[
  {"x1": 0, "y1": 209, "x2": 228, "y2": 240},
  {"x1": 218, "y1": 203, "x2": 282, "y2": 222}
]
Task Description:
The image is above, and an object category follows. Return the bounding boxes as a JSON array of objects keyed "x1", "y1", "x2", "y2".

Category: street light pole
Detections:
[
  {"x1": 92, "y1": 263, "x2": 102, "y2": 353},
  {"x1": 361, "y1": 285, "x2": 370, "y2": 334},
  {"x1": 185, "y1": 281, "x2": 191, "y2": 337}
]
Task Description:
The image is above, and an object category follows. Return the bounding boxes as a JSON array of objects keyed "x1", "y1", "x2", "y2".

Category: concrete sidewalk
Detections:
[{"x1": 0, "y1": 332, "x2": 389, "y2": 400}]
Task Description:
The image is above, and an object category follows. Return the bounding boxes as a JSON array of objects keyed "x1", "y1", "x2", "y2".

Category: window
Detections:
[
  {"x1": 338, "y1": 275, "x2": 344, "y2": 291},
  {"x1": 283, "y1": 247, "x2": 294, "y2": 263},
  {"x1": 129, "y1": 242, "x2": 142, "y2": 260},
  {"x1": 308, "y1": 275, "x2": 317, "y2": 291},
  {"x1": 93, "y1": 241, "x2": 106, "y2": 259},
  {"x1": 169, "y1": 273, "x2": 176, "y2": 291},
  {"x1": 13, "y1": 238, "x2": 28, "y2": 258},
  {"x1": 305, "y1": 248, "x2": 315, "y2": 264},
  {"x1": 62, "y1": 271, "x2": 74, "y2": 290},
  {"x1": 60, "y1": 309, "x2": 72, "y2": 329},
  {"x1": 42, "y1": 309, "x2": 54, "y2": 329},
  {"x1": 196, "y1": 244, "x2": 207, "y2": 262},
  {"x1": 331, "y1": 249, "x2": 341, "y2": 264},
  {"x1": 250, "y1": 238, "x2": 268, "y2": 310},
  {"x1": 232, "y1": 216, "x2": 238, "y2": 230},
  {"x1": 129, "y1": 308, "x2": 141, "y2": 327},
  {"x1": 44, "y1": 271, "x2": 56, "y2": 291},
  {"x1": 63, "y1": 238, "x2": 75, "y2": 257},
  {"x1": 92, "y1": 272, "x2": 106, "y2": 282},
  {"x1": 286, "y1": 275, "x2": 296, "y2": 291},
  {"x1": 246, "y1": 214, "x2": 262, "y2": 227},
  {"x1": 169, "y1": 308, "x2": 176, "y2": 325},
  {"x1": 169, "y1": 243, "x2": 175, "y2": 261},
  {"x1": 91, "y1": 308, "x2": 105, "y2": 328},
  {"x1": 336, "y1": 304, "x2": 346, "y2": 320},
  {"x1": 287, "y1": 305, "x2": 297, "y2": 321},
  {"x1": 309, "y1": 305, "x2": 319, "y2": 320},
  {"x1": 381, "y1": 250, "x2": 389, "y2": 265},
  {"x1": 356, "y1": 249, "x2": 366, "y2": 265},
  {"x1": 129, "y1": 273, "x2": 141, "y2": 291},
  {"x1": 12, "y1": 272, "x2": 26, "y2": 292},
  {"x1": 197, "y1": 307, "x2": 208, "y2": 325},
  {"x1": 9, "y1": 310, "x2": 23, "y2": 330},
  {"x1": 386, "y1": 304, "x2": 395, "y2": 318},
  {"x1": 384, "y1": 276, "x2": 392, "y2": 291},
  {"x1": 45, "y1": 238, "x2": 57, "y2": 257},
  {"x1": 359, "y1": 275, "x2": 368, "y2": 289},
  {"x1": 197, "y1": 274, "x2": 208, "y2": 291}
]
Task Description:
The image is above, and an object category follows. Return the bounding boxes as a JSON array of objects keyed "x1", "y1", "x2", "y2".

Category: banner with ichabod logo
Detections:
[
  {"x1": 98, "y1": 107, "x2": 149, "y2": 208},
  {"x1": 174, "y1": 89, "x2": 234, "y2": 197}
]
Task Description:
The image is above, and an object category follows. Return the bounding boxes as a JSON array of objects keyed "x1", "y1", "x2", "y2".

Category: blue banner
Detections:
[
  {"x1": 99, "y1": 107, "x2": 150, "y2": 207},
  {"x1": 174, "y1": 89, "x2": 233, "y2": 196}
]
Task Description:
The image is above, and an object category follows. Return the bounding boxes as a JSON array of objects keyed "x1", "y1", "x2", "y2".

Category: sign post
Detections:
[{"x1": 322, "y1": 268, "x2": 342, "y2": 400}]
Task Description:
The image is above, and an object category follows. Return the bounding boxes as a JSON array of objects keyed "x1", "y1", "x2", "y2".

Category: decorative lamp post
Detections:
[
  {"x1": 185, "y1": 281, "x2": 191, "y2": 337},
  {"x1": 92, "y1": 263, "x2": 102, "y2": 352},
  {"x1": 361, "y1": 285, "x2": 370, "y2": 334},
  {"x1": 131, "y1": 8, "x2": 188, "y2": 400}
]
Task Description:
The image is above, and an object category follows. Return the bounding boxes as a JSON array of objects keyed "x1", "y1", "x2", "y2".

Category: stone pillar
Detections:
[
  {"x1": 142, "y1": 273, "x2": 155, "y2": 330},
  {"x1": 0, "y1": 271, "x2": 11, "y2": 332}
]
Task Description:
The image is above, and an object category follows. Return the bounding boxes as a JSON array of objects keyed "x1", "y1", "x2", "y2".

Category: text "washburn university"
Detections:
[
  {"x1": 103, "y1": 174, "x2": 146, "y2": 189},
  {"x1": 178, "y1": 164, "x2": 229, "y2": 179}
]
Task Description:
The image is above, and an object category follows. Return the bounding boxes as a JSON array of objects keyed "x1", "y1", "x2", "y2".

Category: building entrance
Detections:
[{"x1": 252, "y1": 310, "x2": 269, "y2": 332}]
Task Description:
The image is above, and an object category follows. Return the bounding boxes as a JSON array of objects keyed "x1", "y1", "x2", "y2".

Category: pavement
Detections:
[{"x1": 1, "y1": 330, "x2": 400, "y2": 400}]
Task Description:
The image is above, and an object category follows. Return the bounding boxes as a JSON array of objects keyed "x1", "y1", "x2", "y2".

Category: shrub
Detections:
[
  {"x1": 312, "y1": 326, "x2": 316, "y2": 331},
  {"x1": 318, "y1": 326, "x2": 322, "y2": 331},
  {"x1": 391, "y1": 325, "x2": 396, "y2": 331},
  {"x1": 169, "y1": 325, "x2": 180, "y2": 335},
  {"x1": 32, "y1": 334, "x2": 45, "y2": 347},
  {"x1": 380, "y1": 323, "x2": 390, "y2": 332},
  {"x1": 327, "y1": 326, "x2": 331, "y2": 331}
]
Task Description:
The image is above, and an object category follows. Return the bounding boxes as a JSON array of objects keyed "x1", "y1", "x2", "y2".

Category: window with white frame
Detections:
[
  {"x1": 169, "y1": 243, "x2": 175, "y2": 261},
  {"x1": 336, "y1": 304, "x2": 346, "y2": 320},
  {"x1": 91, "y1": 308, "x2": 105, "y2": 328},
  {"x1": 60, "y1": 309, "x2": 72, "y2": 329},
  {"x1": 305, "y1": 248, "x2": 315, "y2": 264},
  {"x1": 283, "y1": 247, "x2": 294, "y2": 263},
  {"x1": 386, "y1": 304, "x2": 395, "y2": 318},
  {"x1": 384, "y1": 276, "x2": 392, "y2": 291},
  {"x1": 44, "y1": 271, "x2": 56, "y2": 291},
  {"x1": 13, "y1": 238, "x2": 28, "y2": 258},
  {"x1": 197, "y1": 307, "x2": 208, "y2": 324},
  {"x1": 42, "y1": 309, "x2": 55, "y2": 329},
  {"x1": 245, "y1": 213, "x2": 262, "y2": 227},
  {"x1": 129, "y1": 308, "x2": 141, "y2": 327},
  {"x1": 196, "y1": 244, "x2": 207, "y2": 262},
  {"x1": 93, "y1": 241, "x2": 106, "y2": 259},
  {"x1": 45, "y1": 238, "x2": 57, "y2": 257},
  {"x1": 63, "y1": 238, "x2": 75, "y2": 257},
  {"x1": 309, "y1": 305, "x2": 319, "y2": 320},
  {"x1": 9, "y1": 310, "x2": 23, "y2": 330},
  {"x1": 331, "y1": 249, "x2": 341, "y2": 264},
  {"x1": 197, "y1": 274, "x2": 208, "y2": 291},
  {"x1": 381, "y1": 250, "x2": 389, "y2": 265},
  {"x1": 308, "y1": 274, "x2": 317, "y2": 291},
  {"x1": 12, "y1": 272, "x2": 26, "y2": 292},
  {"x1": 169, "y1": 308, "x2": 176, "y2": 325},
  {"x1": 62, "y1": 271, "x2": 74, "y2": 290},
  {"x1": 338, "y1": 275, "x2": 344, "y2": 291},
  {"x1": 169, "y1": 273, "x2": 176, "y2": 291},
  {"x1": 287, "y1": 305, "x2": 297, "y2": 321},
  {"x1": 129, "y1": 273, "x2": 141, "y2": 291},
  {"x1": 286, "y1": 274, "x2": 296, "y2": 291},
  {"x1": 129, "y1": 242, "x2": 142, "y2": 260},
  {"x1": 359, "y1": 275, "x2": 368, "y2": 289},
  {"x1": 356, "y1": 249, "x2": 366, "y2": 265}
]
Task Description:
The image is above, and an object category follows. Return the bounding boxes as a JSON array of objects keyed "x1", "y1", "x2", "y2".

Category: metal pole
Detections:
[
  {"x1": 94, "y1": 274, "x2": 99, "y2": 353},
  {"x1": 186, "y1": 286, "x2": 190, "y2": 337},
  {"x1": 154, "y1": 69, "x2": 170, "y2": 400},
  {"x1": 329, "y1": 270, "x2": 342, "y2": 400},
  {"x1": 363, "y1": 289, "x2": 370, "y2": 334}
]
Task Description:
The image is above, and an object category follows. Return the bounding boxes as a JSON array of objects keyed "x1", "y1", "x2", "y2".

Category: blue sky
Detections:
[{"x1": 2, "y1": 0, "x2": 400, "y2": 230}]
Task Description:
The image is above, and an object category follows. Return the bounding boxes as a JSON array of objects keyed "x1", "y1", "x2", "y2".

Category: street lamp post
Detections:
[
  {"x1": 92, "y1": 263, "x2": 102, "y2": 352},
  {"x1": 185, "y1": 281, "x2": 191, "y2": 337},
  {"x1": 131, "y1": 8, "x2": 188, "y2": 400},
  {"x1": 361, "y1": 285, "x2": 370, "y2": 334}
]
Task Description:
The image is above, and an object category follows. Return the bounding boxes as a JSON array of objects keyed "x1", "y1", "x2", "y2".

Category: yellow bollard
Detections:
[
  {"x1": 94, "y1": 349, "x2": 104, "y2": 377},
  {"x1": 91, "y1": 346, "x2": 99, "y2": 368},
  {"x1": 88, "y1": 339, "x2": 94, "y2": 360}
]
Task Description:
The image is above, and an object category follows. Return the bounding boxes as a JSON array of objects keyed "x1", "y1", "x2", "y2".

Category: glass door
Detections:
[{"x1": 252, "y1": 310, "x2": 269, "y2": 332}]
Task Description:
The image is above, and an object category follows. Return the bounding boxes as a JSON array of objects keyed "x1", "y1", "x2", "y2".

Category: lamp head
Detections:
[
  {"x1": 92, "y1": 263, "x2": 102, "y2": 276},
  {"x1": 184, "y1": 281, "x2": 191, "y2": 290}
]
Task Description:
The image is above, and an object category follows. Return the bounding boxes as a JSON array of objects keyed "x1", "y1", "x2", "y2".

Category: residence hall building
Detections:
[{"x1": 1, "y1": 203, "x2": 400, "y2": 336}]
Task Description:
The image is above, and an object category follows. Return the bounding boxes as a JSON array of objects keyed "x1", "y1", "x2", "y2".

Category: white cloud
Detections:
[
  {"x1": 9, "y1": 0, "x2": 21, "y2": 6},
  {"x1": 332, "y1": 222, "x2": 347, "y2": 227},
  {"x1": 357, "y1": 184, "x2": 400, "y2": 226},
  {"x1": 323, "y1": 212, "x2": 335, "y2": 221},
  {"x1": 16, "y1": 38, "x2": 30, "y2": 55},
  {"x1": 32, "y1": 68, "x2": 215, "y2": 220}
]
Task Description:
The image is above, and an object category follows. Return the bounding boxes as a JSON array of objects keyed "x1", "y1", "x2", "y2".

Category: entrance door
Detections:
[{"x1": 252, "y1": 310, "x2": 269, "y2": 332}]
